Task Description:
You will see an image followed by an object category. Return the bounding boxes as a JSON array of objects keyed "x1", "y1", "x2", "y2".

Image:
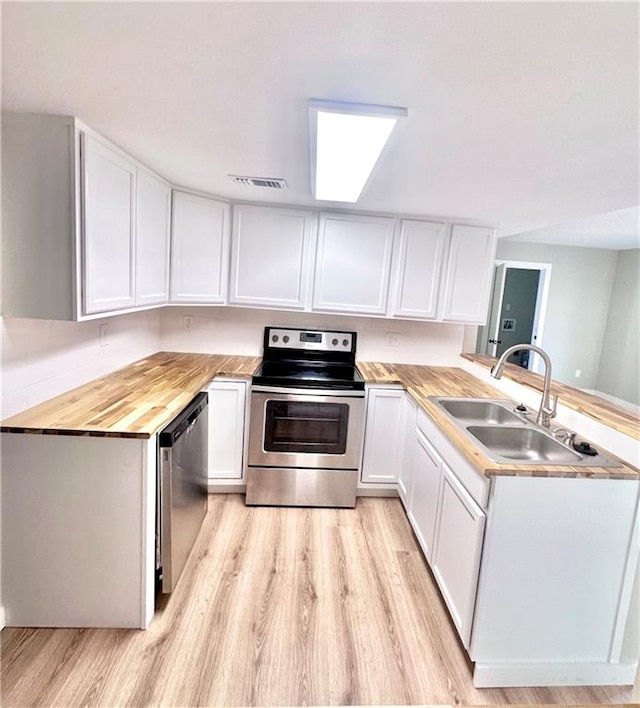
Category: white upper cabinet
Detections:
[
  {"x1": 82, "y1": 134, "x2": 137, "y2": 315},
  {"x1": 312, "y1": 213, "x2": 395, "y2": 315},
  {"x1": 229, "y1": 204, "x2": 316, "y2": 310},
  {"x1": 170, "y1": 191, "x2": 230, "y2": 304},
  {"x1": 440, "y1": 224, "x2": 497, "y2": 324},
  {"x1": 391, "y1": 219, "x2": 448, "y2": 319},
  {"x1": 135, "y1": 170, "x2": 171, "y2": 307}
]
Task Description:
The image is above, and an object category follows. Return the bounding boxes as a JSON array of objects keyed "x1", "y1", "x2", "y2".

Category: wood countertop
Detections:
[
  {"x1": 461, "y1": 353, "x2": 640, "y2": 441},
  {"x1": 2, "y1": 351, "x2": 636, "y2": 479},
  {"x1": 1, "y1": 352, "x2": 259, "y2": 439},
  {"x1": 356, "y1": 361, "x2": 638, "y2": 480}
]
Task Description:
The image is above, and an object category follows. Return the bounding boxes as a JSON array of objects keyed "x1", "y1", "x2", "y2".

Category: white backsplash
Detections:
[
  {"x1": 1, "y1": 311, "x2": 161, "y2": 418},
  {"x1": 160, "y1": 307, "x2": 466, "y2": 365}
]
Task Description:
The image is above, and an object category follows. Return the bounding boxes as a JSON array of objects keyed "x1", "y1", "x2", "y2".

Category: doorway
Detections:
[{"x1": 477, "y1": 261, "x2": 552, "y2": 374}]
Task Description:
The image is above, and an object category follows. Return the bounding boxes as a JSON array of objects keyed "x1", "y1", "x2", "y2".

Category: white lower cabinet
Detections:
[
  {"x1": 208, "y1": 379, "x2": 248, "y2": 481},
  {"x1": 398, "y1": 395, "x2": 417, "y2": 507},
  {"x1": 407, "y1": 427, "x2": 443, "y2": 562},
  {"x1": 361, "y1": 386, "x2": 405, "y2": 484},
  {"x1": 431, "y1": 463, "x2": 486, "y2": 648}
]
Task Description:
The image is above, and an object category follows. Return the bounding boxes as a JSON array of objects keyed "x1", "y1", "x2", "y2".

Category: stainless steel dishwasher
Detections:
[{"x1": 157, "y1": 391, "x2": 208, "y2": 594}]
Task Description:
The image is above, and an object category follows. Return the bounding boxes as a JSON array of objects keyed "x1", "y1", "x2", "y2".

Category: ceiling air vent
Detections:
[{"x1": 229, "y1": 175, "x2": 287, "y2": 189}]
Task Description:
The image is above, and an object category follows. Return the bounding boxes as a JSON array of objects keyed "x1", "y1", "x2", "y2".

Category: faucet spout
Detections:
[{"x1": 490, "y1": 344, "x2": 557, "y2": 427}]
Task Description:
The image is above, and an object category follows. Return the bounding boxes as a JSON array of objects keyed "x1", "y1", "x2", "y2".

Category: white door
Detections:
[
  {"x1": 440, "y1": 224, "x2": 496, "y2": 324},
  {"x1": 313, "y1": 213, "x2": 395, "y2": 315},
  {"x1": 208, "y1": 380, "x2": 247, "y2": 480},
  {"x1": 398, "y1": 395, "x2": 417, "y2": 508},
  {"x1": 408, "y1": 428, "x2": 443, "y2": 562},
  {"x1": 485, "y1": 263, "x2": 508, "y2": 356},
  {"x1": 170, "y1": 191, "x2": 230, "y2": 303},
  {"x1": 431, "y1": 463, "x2": 486, "y2": 648},
  {"x1": 229, "y1": 204, "x2": 316, "y2": 310},
  {"x1": 361, "y1": 387, "x2": 405, "y2": 484},
  {"x1": 392, "y1": 219, "x2": 447, "y2": 319},
  {"x1": 82, "y1": 133, "x2": 136, "y2": 314},
  {"x1": 135, "y1": 170, "x2": 171, "y2": 307}
]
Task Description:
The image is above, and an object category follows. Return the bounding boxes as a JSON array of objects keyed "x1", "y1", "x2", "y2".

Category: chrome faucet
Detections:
[{"x1": 490, "y1": 344, "x2": 558, "y2": 427}]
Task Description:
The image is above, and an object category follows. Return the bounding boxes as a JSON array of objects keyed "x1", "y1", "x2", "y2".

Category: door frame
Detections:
[{"x1": 483, "y1": 260, "x2": 553, "y2": 375}]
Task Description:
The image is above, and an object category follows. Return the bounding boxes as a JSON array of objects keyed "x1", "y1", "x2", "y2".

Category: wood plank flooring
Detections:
[{"x1": 0, "y1": 495, "x2": 632, "y2": 706}]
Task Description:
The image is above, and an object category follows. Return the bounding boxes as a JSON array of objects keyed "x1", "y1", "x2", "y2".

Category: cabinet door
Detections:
[
  {"x1": 170, "y1": 191, "x2": 230, "y2": 303},
  {"x1": 135, "y1": 170, "x2": 171, "y2": 306},
  {"x1": 82, "y1": 133, "x2": 136, "y2": 314},
  {"x1": 313, "y1": 213, "x2": 395, "y2": 315},
  {"x1": 208, "y1": 380, "x2": 247, "y2": 480},
  {"x1": 398, "y1": 395, "x2": 417, "y2": 508},
  {"x1": 361, "y1": 388, "x2": 406, "y2": 484},
  {"x1": 229, "y1": 204, "x2": 316, "y2": 310},
  {"x1": 440, "y1": 224, "x2": 496, "y2": 324},
  {"x1": 431, "y1": 463, "x2": 486, "y2": 648},
  {"x1": 392, "y1": 220, "x2": 447, "y2": 319},
  {"x1": 408, "y1": 428, "x2": 443, "y2": 562}
]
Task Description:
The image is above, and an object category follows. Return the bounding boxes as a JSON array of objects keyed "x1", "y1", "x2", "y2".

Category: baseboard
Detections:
[
  {"x1": 0, "y1": 606, "x2": 5, "y2": 631},
  {"x1": 473, "y1": 660, "x2": 638, "y2": 687},
  {"x1": 208, "y1": 482, "x2": 247, "y2": 494}
]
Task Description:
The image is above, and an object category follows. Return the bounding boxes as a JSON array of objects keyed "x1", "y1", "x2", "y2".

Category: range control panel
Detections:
[{"x1": 265, "y1": 327, "x2": 354, "y2": 353}]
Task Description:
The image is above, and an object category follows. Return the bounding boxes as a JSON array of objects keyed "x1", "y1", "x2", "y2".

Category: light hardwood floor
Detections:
[{"x1": 0, "y1": 495, "x2": 633, "y2": 706}]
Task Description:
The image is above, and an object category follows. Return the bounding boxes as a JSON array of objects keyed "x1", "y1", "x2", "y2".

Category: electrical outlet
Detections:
[
  {"x1": 99, "y1": 323, "x2": 109, "y2": 348},
  {"x1": 385, "y1": 332, "x2": 399, "y2": 346},
  {"x1": 575, "y1": 369, "x2": 582, "y2": 378},
  {"x1": 183, "y1": 315, "x2": 194, "y2": 331}
]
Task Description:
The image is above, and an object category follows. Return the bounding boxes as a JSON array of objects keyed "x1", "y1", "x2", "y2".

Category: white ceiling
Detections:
[{"x1": 2, "y1": 2, "x2": 639, "y2": 248}]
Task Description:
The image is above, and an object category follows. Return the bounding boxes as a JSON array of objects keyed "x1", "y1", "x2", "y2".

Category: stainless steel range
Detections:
[{"x1": 246, "y1": 327, "x2": 365, "y2": 508}]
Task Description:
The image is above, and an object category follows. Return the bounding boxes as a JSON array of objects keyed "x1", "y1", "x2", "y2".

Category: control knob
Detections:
[
  {"x1": 283, "y1": 335, "x2": 290, "y2": 344},
  {"x1": 332, "y1": 338, "x2": 338, "y2": 346}
]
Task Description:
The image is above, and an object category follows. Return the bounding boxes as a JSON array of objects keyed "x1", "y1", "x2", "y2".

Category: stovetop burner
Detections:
[
  {"x1": 252, "y1": 359, "x2": 365, "y2": 390},
  {"x1": 253, "y1": 327, "x2": 364, "y2": 391}
]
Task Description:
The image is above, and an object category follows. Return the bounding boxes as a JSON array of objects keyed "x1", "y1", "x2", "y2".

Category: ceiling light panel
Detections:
[{"x1": 309, "y1": 99, "x2": 408, "y2": 203}]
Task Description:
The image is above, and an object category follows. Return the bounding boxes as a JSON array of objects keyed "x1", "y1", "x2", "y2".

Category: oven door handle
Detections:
[{"x1": 251, "y1": 385, "x2": 365, "y2": 398}]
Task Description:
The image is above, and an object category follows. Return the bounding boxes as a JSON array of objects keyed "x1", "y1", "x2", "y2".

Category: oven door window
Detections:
[{"x1": 264, "y1": 400, "x2": 349, "y2": 455}]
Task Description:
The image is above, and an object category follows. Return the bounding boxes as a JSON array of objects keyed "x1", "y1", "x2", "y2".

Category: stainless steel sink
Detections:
[
  {"x1": 466, "y1": 425, "x2": 582, "y2": 463},
  {"x1": 437, "y1": 398, "x2": 526, "y2": 425},
  {"x1": 429, "y1": 396, "x2": 621, "y2": 467}
]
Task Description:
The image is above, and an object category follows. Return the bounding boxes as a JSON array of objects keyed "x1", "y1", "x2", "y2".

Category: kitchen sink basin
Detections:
[
  {"x1": 466, "y1": 425, "x2": 582, "y2": 463},
  {"x1": 436, "y1": 398, "x2": 526, "y2": 425},
  {"x1": 429, "y1": 396, "x2": 622, "y2": 467}
]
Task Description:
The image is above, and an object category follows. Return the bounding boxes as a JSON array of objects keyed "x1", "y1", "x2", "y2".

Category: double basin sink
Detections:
[{"x1": 429, "y1": 397, "x2": 621, "y2": 467}]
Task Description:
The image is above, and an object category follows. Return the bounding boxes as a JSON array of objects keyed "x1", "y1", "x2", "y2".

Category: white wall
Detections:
[
  {"x1": 1, "y1": 310, "x2": 161, "y2": 418},
  {"x1": 494, "y1": 240, "x2": 618, "y2": 389},
  {"x1": 160, "y1": 307, "x2": 466, "y2": 365},
  {"x1": 596, "y1": 249, "x2": 640, "y2": 406}
]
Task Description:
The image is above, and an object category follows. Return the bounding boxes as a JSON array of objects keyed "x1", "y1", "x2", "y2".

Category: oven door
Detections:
[{"x1": 249, "y1": 387, "x2": 365, "y2": 470}]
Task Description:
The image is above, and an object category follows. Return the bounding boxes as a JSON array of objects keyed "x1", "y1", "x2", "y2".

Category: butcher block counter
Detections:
[
  {"x1": 0, "y1": 352, "x2": 259, "y2": 439},
  {"x1": 356, "y1": 361, "x2": 639, "y2": 480}
]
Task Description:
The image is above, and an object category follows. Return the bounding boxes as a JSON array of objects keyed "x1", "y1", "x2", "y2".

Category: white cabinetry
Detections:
[
  {"x1": 2, "y1": 113, "x2": 172, "y2": 320},
  {"x1": 208, "y1": 379, "x2": 248, "y2": 482},
  {"x1": 82, "y1": 134, "x2": 136, "y2": 314},
  {"x1": 229, "y1": 204, "x2": 316, "y2": 310},
  {"x1": 408, "y1": 427, "x2": 443, "y2": 562},
  {"x1": 170, "y1": 191, "x2": 230, "y2": 304},
  {"x1": 313, "y1": 212, "x2": 395, "y2": 315},
  {"x1": 392, "y1": 220, "x2": 447, "y2": 319},
  {"x1": 135, "y1": 170, "x2": 171, "y2": 306},
  {"x1": 361, "y1": 387, "x2": 405, "y2": 484},
  {"x1": 440, "y1": 224, "x2": 497, "y2": 323},
  {"x1": 398, "y1": 395, "x2": 417, "y2": 507},
  {"x1": 431, "y1": 463, "x2": 486, "y2": 647}
]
